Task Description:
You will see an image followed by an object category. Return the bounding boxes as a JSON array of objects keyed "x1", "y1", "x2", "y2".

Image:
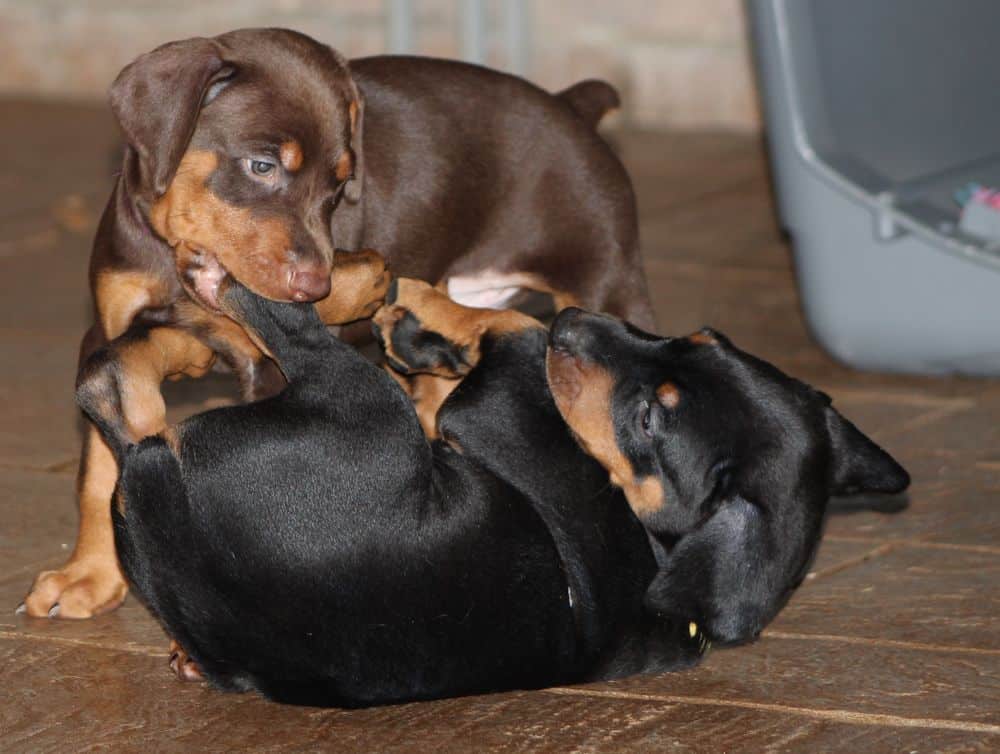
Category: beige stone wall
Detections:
[{"x1": 0, "y1": 0, "x2": 759, "y2": 130}]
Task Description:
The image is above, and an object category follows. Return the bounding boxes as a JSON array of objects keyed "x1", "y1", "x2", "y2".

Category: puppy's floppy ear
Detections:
[
  {"x1": 110, "y1": 37, "x2": 232, "y2": 196},
  {"x1": 825, "y1": 406, "x2": 910, "y2": 496},
  {"x1": 344, "y1": 87, "x2": 365, "y2": 203},
  {"x1": 644, "y1": 494, "x2": 820, "y2": 645}
]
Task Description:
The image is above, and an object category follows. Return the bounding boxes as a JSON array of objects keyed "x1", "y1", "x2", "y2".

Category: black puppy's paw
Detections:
[
  {"x1": 670, "y1": 616, "x2": 712, "y2": 664},
  {"x1": 374, "y1": 307, "x2": 472, "y2": 377},
  {"x1": 373, "y1": 278, "x2": 542, "y2": 377},
  {"x1": 372, "y1": 279, "x2": 477, "y2": 378}
]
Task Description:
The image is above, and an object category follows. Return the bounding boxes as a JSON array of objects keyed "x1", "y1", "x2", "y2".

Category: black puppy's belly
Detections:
[{"x1": 115, "y1": 422, "x2": 580, "y2": 705}]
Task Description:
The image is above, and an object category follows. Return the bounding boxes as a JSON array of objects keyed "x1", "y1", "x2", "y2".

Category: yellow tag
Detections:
[{"x1": 689, "y1": 621, "x2": 698, "y2": 638}]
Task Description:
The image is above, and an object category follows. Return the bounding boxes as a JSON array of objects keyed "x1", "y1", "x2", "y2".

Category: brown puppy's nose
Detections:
[{"x1": 289, "y1": 267, "x2": 331, "y2": 302}]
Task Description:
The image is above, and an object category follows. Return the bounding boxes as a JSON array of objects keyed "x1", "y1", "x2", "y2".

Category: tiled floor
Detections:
[{"x1": 1, "y1": 100, "x2": 998, "y2": 752}]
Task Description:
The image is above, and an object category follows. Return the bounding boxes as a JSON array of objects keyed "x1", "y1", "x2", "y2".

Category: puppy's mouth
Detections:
[{"x1": 178, "y1": 247, "x2": 229, "y2": 312}]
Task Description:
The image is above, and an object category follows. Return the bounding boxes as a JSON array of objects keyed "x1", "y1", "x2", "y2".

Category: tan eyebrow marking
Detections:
[
  {"x1": 657, "y1": 381, "x2": 680, "y2": 409},
  {"x1": 279, "y1": 140, "x2": 304, "y2": 172}
]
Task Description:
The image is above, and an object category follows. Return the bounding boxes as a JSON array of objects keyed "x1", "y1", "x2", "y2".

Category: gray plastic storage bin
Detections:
[{"x1": 747, "y1": 0, "x2": 1000, "y2": 375}]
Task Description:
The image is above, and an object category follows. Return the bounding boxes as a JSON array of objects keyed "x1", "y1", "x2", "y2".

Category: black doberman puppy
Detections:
[{"x1": 76, "y1": 274, "x2": 909, "y2": 707}]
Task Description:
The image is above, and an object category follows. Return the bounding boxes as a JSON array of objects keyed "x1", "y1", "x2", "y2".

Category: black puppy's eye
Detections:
[
  {"x1": 639, "y1": 401, "x2": 653, "y2": 437},
  {"x1": 248, "y1": 159, "x2": 276, "y2": 177}
]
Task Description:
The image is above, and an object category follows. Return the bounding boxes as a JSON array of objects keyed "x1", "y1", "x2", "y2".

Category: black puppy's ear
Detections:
[
  {"x1": 825, "y1": 407, "x2": 910, "y2": 496},
  {"x1": 643, "y1": 496, "x2": 818, "y2": 645},
  {"x1": 343, "y1": 89, "x2": 365, "y2": 203},
  {"x1": 110, "y1": 37, "x2": 232, "y2": 196}
]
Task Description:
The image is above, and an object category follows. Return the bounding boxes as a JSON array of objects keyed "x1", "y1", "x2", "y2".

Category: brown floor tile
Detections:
[
  {"x1": 623, "y1": 131, "x2": 766, "y2": 210},
  {"x1": 1, "y1": 583, "x2": 166, "y2": 657},
  {"x1": 602, "y1": 632, "x2": 1000, "y2": 726},
  {"x1": 546, "y1": 688, "x2": 1000, "y2": 753},
  {"x1": 0, "y1": 331, "x2": 83, "y2": 469},
  {"x1": 822, "y1": 477, "x2": 965, "y2": 544},
  {"x1": 0, "y1": 469, "x2": 78, "y2": 577},
  {"x1": 0, "y1": 100, "x2": 117, "y2": 229},
  {"x1": 2, "y1": 99, "x2": 998, "y2": 749},
  {"x1": 807, "y1": 537, "x2": 888, "y2": 579},
  {"x1": 0, "y1": 239, "x2": 92, "y2": 336},
  {"x1": 770, "y1": 544, "x2": 1000, "y2": 650},
  {"x1": 2, "y1": 637, "x2": 997, "y2": 753},
  {"x1": 891, "y1": 403, "x2": 1000, "y2": 465}
]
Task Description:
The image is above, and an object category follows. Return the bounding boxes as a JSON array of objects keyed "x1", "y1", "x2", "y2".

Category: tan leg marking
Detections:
[
  {"x1": 374, "y1": 278, "x2": 542, "y2": 378},
  {"x1": 23, "y1": 429, "x2": 128, "y2": 618},
  {"x1": 94, "y1": 269, "x2": 169, "y2": 339},
  {"x1": 23, "y1": 267, "x2": 173, "y2": 619},
  {"x1": 546, "y1": 350, "x2": 665, "y2": 519},
  {"x1": 410, "y1": 373, "x2": 462, "y2": 439}
]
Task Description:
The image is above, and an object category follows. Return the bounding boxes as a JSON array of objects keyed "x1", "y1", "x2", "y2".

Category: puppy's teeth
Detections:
[{"x1": 689, "y1": 621, "x2": 698, "y2": 638}]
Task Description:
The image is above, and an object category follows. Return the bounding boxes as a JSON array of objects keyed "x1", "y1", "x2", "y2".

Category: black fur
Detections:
[
  {"x1": 78, "y1": 288, "x2": 909, "y2": 707},
  {"x1": 548, "y1": 309, "x2": 910, "y2": 645},
  {"x1": 84, "y1": 284, "x2": 703, "y2": 708}
]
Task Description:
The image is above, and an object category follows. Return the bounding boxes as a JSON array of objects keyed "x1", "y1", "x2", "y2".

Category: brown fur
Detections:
[
  {"x1": 27, "y1": 27, "x2": 649, "y2": 623},
  {"x1": 150, "y1": 151, "x2": 296, "y2": 302}
]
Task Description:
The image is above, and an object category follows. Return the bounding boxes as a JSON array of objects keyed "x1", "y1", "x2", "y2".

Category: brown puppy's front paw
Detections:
[
  {"x1": 20, "y1": 557, "x2": 128, "y2": 620},
  {"x1": 168, "y1": 640, "x2": 205, "y2": 682},
  {"x1": 373, "y1": 278, "x2": 540, "y2": 378},
  {"x1": 317, "y1": 248, "x2": 391, "y2": 325}
]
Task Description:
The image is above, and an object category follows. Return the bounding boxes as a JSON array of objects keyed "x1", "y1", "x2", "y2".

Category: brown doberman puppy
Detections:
[{"x1": 21, "y1": 28, "x2": 652, "y2": 619}]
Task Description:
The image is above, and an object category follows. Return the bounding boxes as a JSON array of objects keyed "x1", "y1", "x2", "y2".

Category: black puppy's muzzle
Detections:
[
  {"x1": 549, "y1": 306, "x2": 627, "y2": 358},
  {"x1": 549, "y1": 307, "x2": 592, "y2": 353}
]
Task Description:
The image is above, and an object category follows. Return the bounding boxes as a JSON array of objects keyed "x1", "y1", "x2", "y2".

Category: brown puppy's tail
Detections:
[{"x1": 557, "y1": 79, "x2": 621, "y2": 128}]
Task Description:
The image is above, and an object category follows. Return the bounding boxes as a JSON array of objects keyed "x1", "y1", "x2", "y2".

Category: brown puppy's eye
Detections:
[{"x1": 248, "y1": 159, "x2": 276, "y2": 177}]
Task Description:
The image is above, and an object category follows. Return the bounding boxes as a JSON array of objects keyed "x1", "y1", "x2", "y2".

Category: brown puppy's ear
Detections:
[
  {"x1": 110, "y1": 37, "x2": 231, "y2": 197},
  {"x1": 344, "y1": 91, "x2": 365, "y2": 203},
  {"x1": 825, "y1": 407, "x2": 910, "y2": 496}
]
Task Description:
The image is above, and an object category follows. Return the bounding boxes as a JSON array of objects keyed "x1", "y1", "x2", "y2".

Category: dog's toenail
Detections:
[
  {"x1": 15, "y1": 603, "x2": 26, "y2": 615},
  {"x1": 48, "y1": 604, "x2": 61, "y2": 618}
]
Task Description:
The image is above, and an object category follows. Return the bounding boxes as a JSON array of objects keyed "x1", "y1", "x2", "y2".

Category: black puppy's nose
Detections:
[{"x1": 549, "y1": 307, "x2": 587, "y2": 351}]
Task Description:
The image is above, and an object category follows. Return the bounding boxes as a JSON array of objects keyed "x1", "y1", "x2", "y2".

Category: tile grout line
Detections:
[
  {"x1": 0, "y1": 459, "x2": 79, "y2": 475},
  {"x1": 761, "y1": 630, "x2": 1000, "y2": 656},
  {"x1": 874, "y1": 403, "x2": 975, "y2": 443},
  {"x1": 823, "y1": 535, "x2": 1000, "y2": 556},
  {"x1": 820, "y1": 389, "x2": 975, "y2": 410},
  {"x1": 542, "y1": 686, "x2": 1000, "y2": 735},
  {"x1": 637, "y1": 174, "x2": 765, "y2": 215},
  {"x1": 807, "y1": 542, "x2": 899, "y2": 581},
  {"x1": 0, "y1": 628, "x2": 163, "y2": 657}
]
